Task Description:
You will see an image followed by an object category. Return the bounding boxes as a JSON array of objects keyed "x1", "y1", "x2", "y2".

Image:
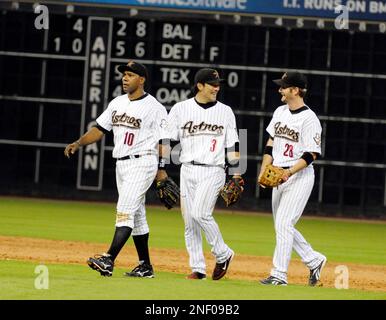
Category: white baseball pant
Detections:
[
  {"x1": 115, "y1": 155, "x2": 158, "y2": 234},
  {"x1": 270, "y1": 166, "x2": 326, "y2": 282},
  {"x1": 180, "y1": 163, "x2": 234, "y2": 275}
]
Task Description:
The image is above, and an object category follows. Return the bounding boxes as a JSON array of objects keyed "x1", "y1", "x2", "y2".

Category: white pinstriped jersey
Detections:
[
  {"x1": 96, "y1": 93, "x2": 167, "y2": 158},
  {"x1": 166, "y1": 98, "x2": 239, "y2": 166},
  {"x1": 266, "y1": 105, "x2": 322, "y2": 167}
]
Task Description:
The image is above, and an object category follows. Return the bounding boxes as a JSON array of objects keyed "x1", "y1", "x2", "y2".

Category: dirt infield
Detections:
[{"x1": 1, "y1": 235, "x2": 385, "y2": 292}]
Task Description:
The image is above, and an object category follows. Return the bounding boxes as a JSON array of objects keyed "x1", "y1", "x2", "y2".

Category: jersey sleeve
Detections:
[
  {"x1": 225, "y1": 109, "x2": 239, "y2": 148},
  {"x1": 96, "y1": 101, "x2": 113, "y2": 132},
  {"x1": 302, "y1": 114, "x2": 322, "y2": 155},
  {"x1": 165, "y1": 105, "x2": 180, "y2": 141},
  {"x1": 266, "y1": 107, "x2": 280, "y2": 137}
]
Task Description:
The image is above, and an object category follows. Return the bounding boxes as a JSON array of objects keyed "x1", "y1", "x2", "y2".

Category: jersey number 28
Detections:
[{"x1": 283, "y1": 143, "x2": 293, "y2": 157}]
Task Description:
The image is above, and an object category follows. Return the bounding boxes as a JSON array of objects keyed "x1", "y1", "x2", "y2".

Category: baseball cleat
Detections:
[
  {"x1": 212, "y1": 252, "x2": 234, "y2": 280},
  {"x1": 186, "y1": 272, "x2": 206, "y2": 280},
  {"x1": 309, "y1": 257, "x2": 327, "y2": 286},
  {"x1": 87, "y1": 253, "x2": 114, "y2": 277},
  {"x1": 124, "y1": 262, "x2": 154, "y2": 278},
  {"x1": 260, "y1": 276, "x2": 288, "y2": 286}
]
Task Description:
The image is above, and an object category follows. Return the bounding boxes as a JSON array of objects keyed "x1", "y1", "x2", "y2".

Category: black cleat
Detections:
[
  {"x1": 212, "y1": 252, "x2": 234, "y2": 280},
  {"x1": 260, "y1": 276, "x2": 287, "y2": 286},
  {"x1": 87, "y1": 253, "x2": 114, "y2": 277},
  {"x1": 124, "y1": 262, "x2": 154, "y2": 278}
]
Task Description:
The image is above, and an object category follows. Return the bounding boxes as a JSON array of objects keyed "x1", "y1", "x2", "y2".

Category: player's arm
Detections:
[
  {"x1": 155, "y1": 139, "x2": 171, "y2": 181},
  {"x1": 64, "y1": 126, "x2": 105, "y2": 158},
  {"x1": 257, "y1": 137, "x2": 274, "y2": 182},
  {"x1": 156, "y1": 104, "x2": 181, "y2": 181},
  {"x1": 283, "y1": 152, "x2": 318, "y2": 177},
  {"x1": 226, "y1": 142, "x2": 241, "y2": 178},
  {"x1": 225, "y1": 110, "x2": 243, "y2": 178}
]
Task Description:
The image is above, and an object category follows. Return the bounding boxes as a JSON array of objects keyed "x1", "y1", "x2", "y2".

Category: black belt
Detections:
[
  {"x1": 189, "y1": 161, "x2": 225, "y2": 168},
  {"x1": 189, "y1": 161, "x2": 207, "y2": 166},
  {"x1": 117, "y1": 154, "x2": 152, "y2": 161}
]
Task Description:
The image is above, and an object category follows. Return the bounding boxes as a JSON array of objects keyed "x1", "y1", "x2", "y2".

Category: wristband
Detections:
[
  {"x1": 301, "y1": 152, "x2": 314, "y2": 165},
  {"x1": 158, "y1": 157, "x2": 167, "y2": 169},
  {"x1": 264, "y1": 145, "x2": 273, "y2": 156}
]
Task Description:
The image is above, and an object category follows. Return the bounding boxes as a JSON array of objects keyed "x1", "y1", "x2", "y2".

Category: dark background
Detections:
[{"x1": 0, "y1": 2, "x2": 385, "y2": 218}]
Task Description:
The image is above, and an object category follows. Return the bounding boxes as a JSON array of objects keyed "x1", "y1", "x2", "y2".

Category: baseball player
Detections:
[
  {"x1": 64, "y1": 60, "x2": 170, "y2": 278},
  {"x1": 258, "y1": 72, "x2": 327, "y2": 286},
  {"x1": 165, "y1": 68, "x2": 242, "y2": 280}
]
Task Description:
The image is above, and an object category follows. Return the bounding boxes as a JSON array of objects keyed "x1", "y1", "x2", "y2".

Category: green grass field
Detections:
[
  {"x1": 1, "y1": 260, "x2": 384, "y2": 300},
  {"x1": 0, "y1": 197, "x2": 385, "y2": 300}
]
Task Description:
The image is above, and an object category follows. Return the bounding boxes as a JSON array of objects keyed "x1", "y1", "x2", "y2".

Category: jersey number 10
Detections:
[{"x1": 124, "y1": 132, "x2": 135, "y2": 146}]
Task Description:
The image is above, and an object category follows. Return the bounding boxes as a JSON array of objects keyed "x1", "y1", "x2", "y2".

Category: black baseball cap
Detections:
[
  {"x1": 117, "y1": 60, "x2": 148, "y2": 79},
  {"x1": 194, "y1": 68, "x2": 225, "y2": 86},
  {"x1": 273, "y1": 72, "x2": 307, "y2": 89}
]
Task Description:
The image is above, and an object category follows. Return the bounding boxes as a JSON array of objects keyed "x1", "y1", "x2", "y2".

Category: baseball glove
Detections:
[
  {"x1": 156, "y1": 177, "x2": 180, "y2": 209},
  {"x1": 258, "y1": 164, "x2": 286, "y2": 188},
  {"x1": 220, "y1": 176, "x2": 245, "y2": 207}
]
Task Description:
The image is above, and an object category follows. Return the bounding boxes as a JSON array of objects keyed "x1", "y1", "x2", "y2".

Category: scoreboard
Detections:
[{"x1": 0, "y1": 0, "x2": 385, "y2": 215}]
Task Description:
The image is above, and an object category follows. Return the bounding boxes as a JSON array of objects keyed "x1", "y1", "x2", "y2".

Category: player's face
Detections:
[
  {"x1": 200, "y1": 83, "x2": 220, "y2": 102},
  {"x1": 278, "y1": 86, "x2": 295, "y2": 103},
  {"x1": 122, "y1": 71, "x2": 143, "y2": 94}
]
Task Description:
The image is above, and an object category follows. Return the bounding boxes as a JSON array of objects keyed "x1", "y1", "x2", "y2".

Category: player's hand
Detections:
[
  {"x1": 281, "y1": 169, "x2": 292, "y2": 183},
  {"x1": 64, "y1": 141, "x2": 80, "y2": 158},
  {"x1": 155, "y1": 169, "x2": 168, "y2": 182}
]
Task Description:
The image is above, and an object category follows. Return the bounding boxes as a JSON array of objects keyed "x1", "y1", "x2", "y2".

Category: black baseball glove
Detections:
[
  {"x1": 220, "y1": 176, "x2": 245, "y2": 207},
  {"x1": 156, "y1": 177, "x2": 180, "y2": 209}
]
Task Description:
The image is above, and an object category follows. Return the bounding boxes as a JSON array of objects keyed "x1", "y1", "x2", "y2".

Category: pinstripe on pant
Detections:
[
  {"x1": 270, "y1": 166, "x2": 325, "y2": 282},
  {"x1": 180, "y1": 163, "x2": 233, "y2": 275},
  {"x1": 115, "y1": 155, "x2": 158, "y2": 231}
]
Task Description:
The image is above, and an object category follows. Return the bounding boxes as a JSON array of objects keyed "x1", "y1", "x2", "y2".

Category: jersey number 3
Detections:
[
  {"x1": 210, "y1": 139, "x2": 217, "y2": 152},
  {"x1": 283, "y1": 143, "x2": 294, "y2": 157},
  {"x1": 124, "y1": 132, "x2": 135, "y2": 146}
]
